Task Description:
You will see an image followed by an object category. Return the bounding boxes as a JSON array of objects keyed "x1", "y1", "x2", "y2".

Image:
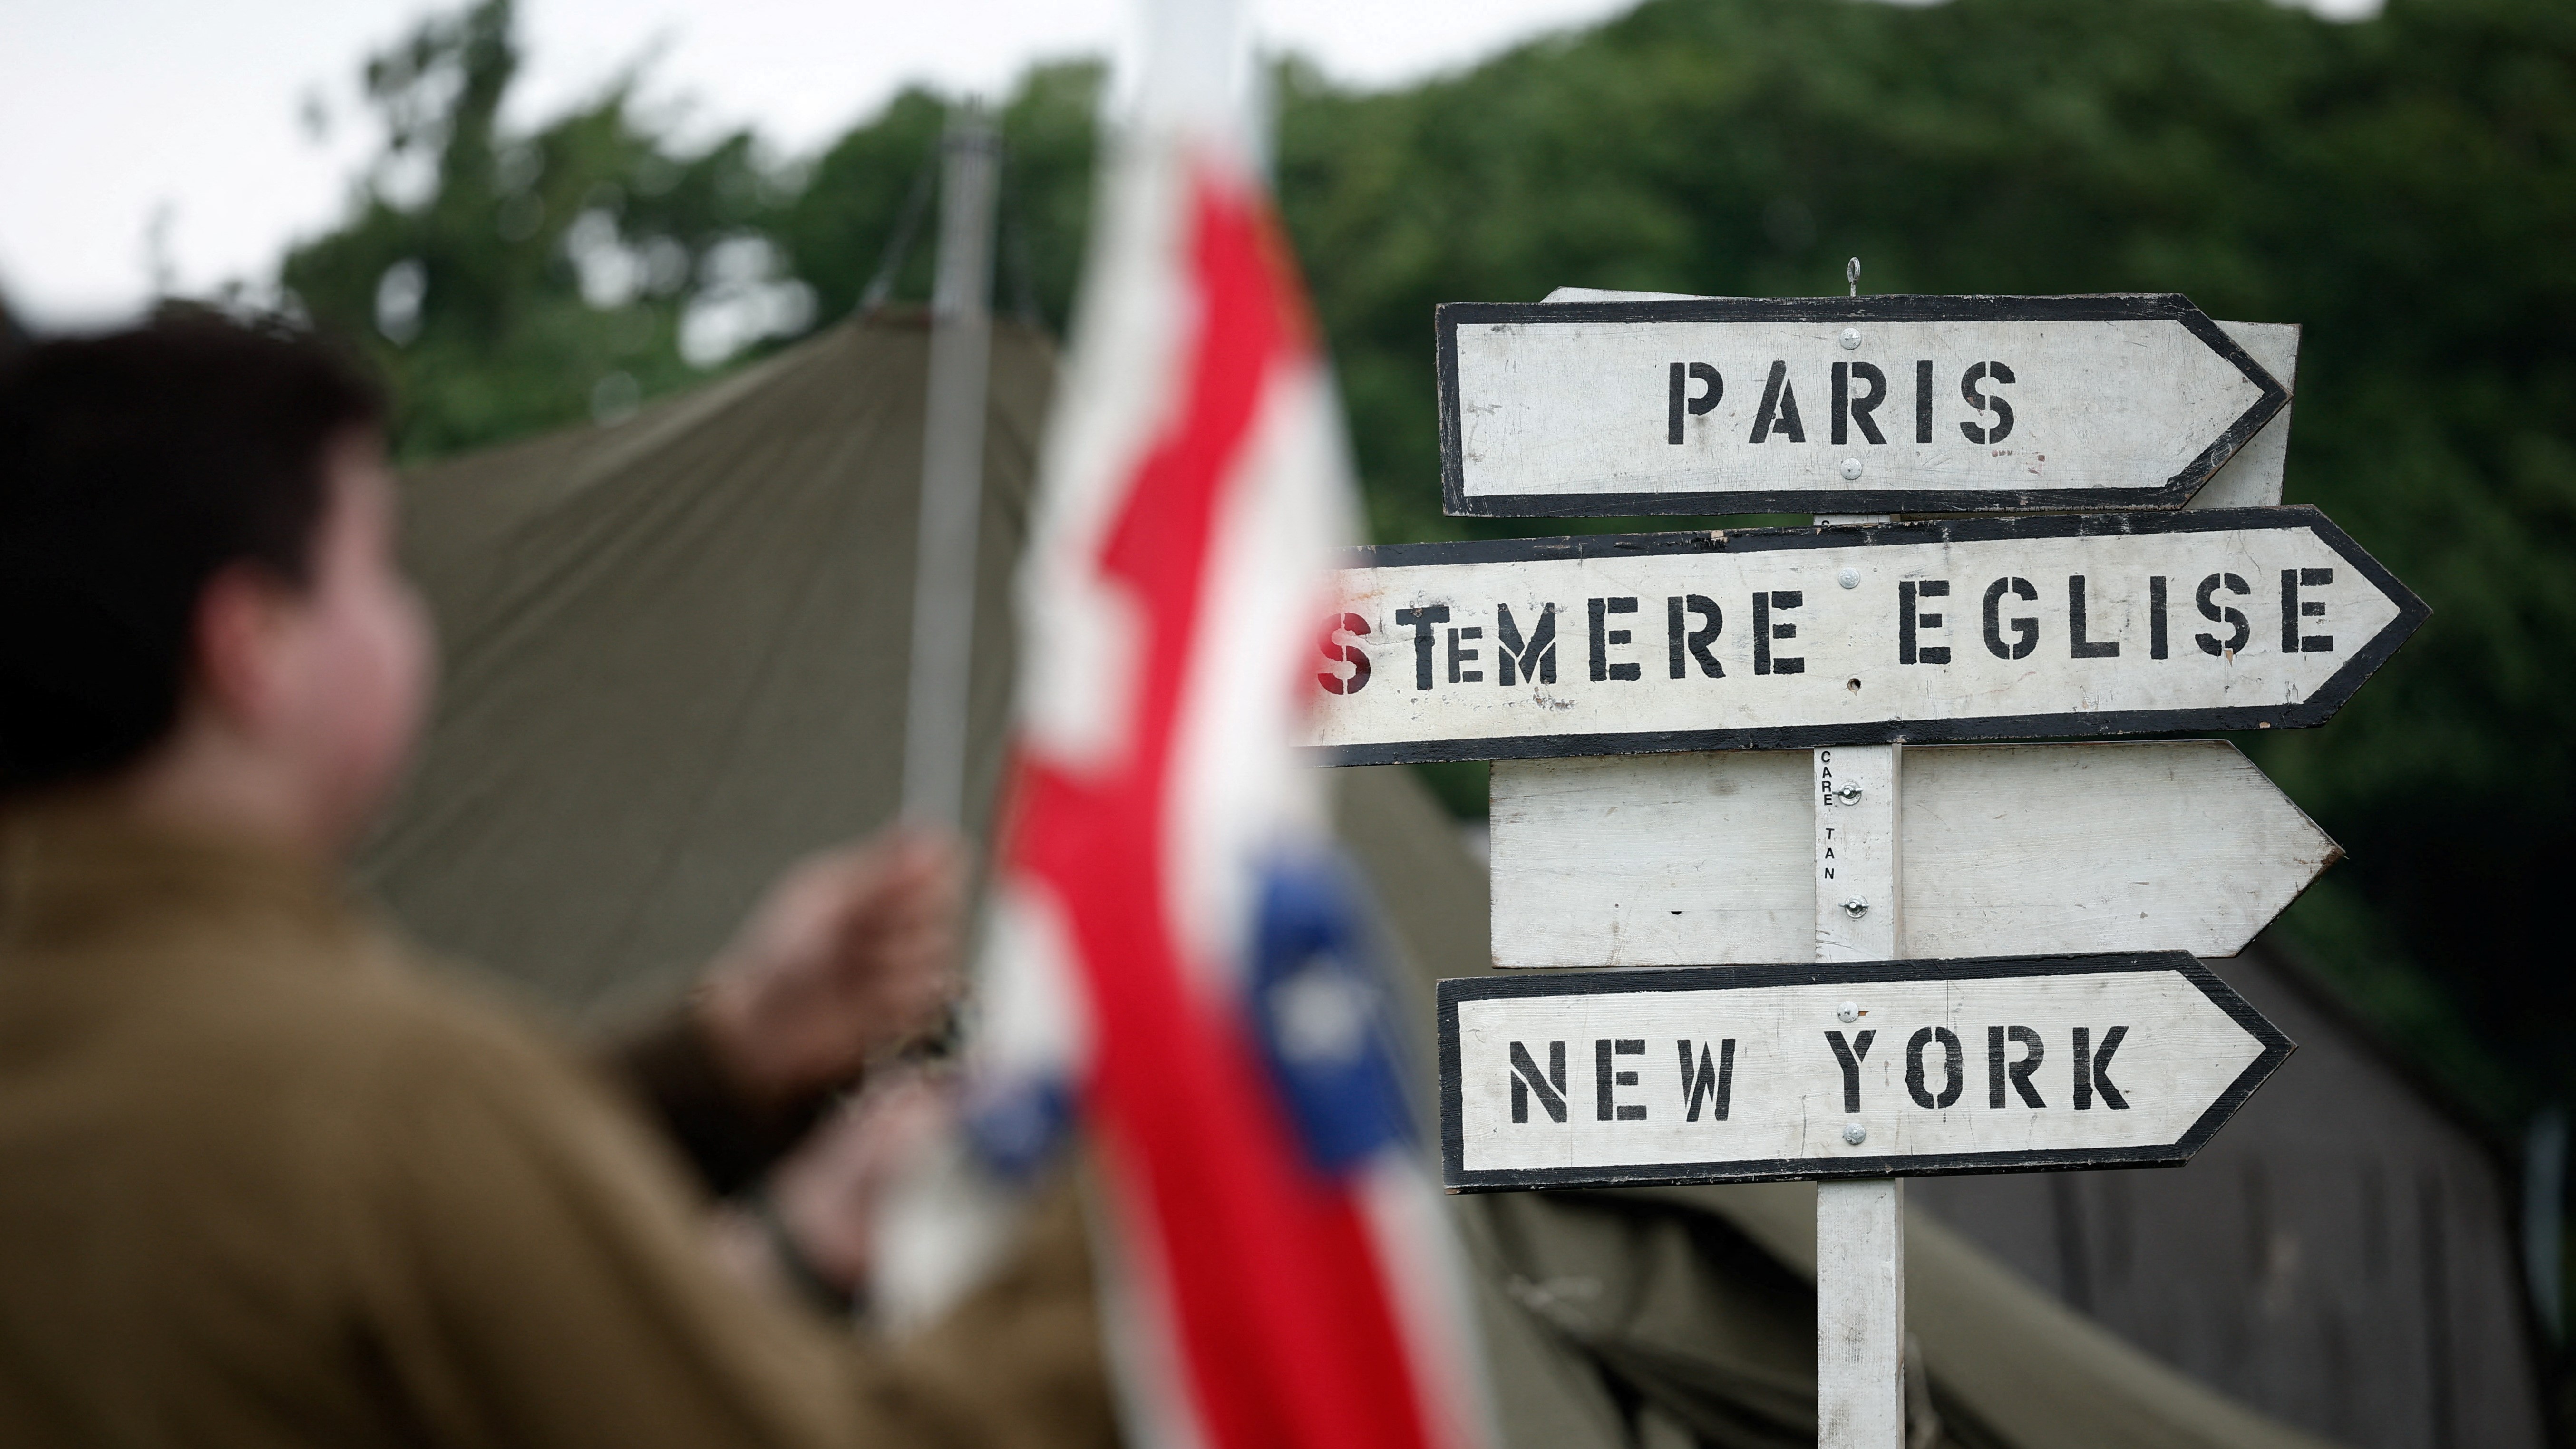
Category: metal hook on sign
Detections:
[{"x1": 1847, "y1": 257, "x2": 1861, "y2": 298}]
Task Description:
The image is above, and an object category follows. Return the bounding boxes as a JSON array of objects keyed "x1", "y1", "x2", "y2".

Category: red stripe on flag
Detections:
[{"x1": 1000, "y1": 159, "x2": 1437, "y2": 1449}]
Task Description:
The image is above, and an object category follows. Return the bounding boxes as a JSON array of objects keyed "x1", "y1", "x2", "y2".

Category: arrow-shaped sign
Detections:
[
  {"x1": 1487, "y1": 740, "x2": 2341, "y2": 965},
  {"x1": 1305, "y1": 507, "x2": 2426, "y2": 765},
  {"x1": 1439, "y1": 952, "x2": 2294, "y2": 1191},
  {"x1": 1438, "y1": 293, "x2": 2289, "y2": 516}
]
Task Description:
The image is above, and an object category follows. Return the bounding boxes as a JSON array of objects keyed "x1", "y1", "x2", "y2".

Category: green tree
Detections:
[
  {"x1": 779, "y1": 60, "x2": 1102, "y2": 331},
  {"x1": 281, "y1": 1, "x2": 1101, "y2": 462},
  {"x1": 279, "y1": 0, "x2": 2575, "y2": 1137},
  {"x1": 1271, "y1": 0, "x2": 2576, "y2": 1129},
  {"x1": 281, "y1": 0, "x2": 817, "y2": 460}
]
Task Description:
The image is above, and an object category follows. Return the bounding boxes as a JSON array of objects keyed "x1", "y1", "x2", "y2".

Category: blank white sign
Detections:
[{"x1": 1487, "y1": 741, "x2": 2340, "y2": 964}]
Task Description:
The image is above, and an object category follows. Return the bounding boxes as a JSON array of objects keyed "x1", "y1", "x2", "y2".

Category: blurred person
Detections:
[{"x1": 0, "y1": 310, "x2": 1111, "y2": 1448}]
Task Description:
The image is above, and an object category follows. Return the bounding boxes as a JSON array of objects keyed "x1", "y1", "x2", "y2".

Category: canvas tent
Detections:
[
  {"x1": 365, "y1": 314, "x2": 1045, "y2": 1018},
  {"x1": 368, "y1": 313, "x2": 2546, "y2": 1449}
]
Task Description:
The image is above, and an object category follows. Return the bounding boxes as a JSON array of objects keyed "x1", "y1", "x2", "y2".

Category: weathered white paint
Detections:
[
  {"x1": 1450, "y1": 308, "x2": 2278, "y2": 505},
  {"x1": 1488, "y1": 740, "x2": 2339, "y2": 965},
  {"x1": 1489, "y1": 747, "x2": 1814, "y2": 965},
  {"x1": 1536, "y1": 292, "x2": 2299, "y2": 514},
  {"x1": 1814, "y1": 743, "x2": 1903, "y2": 962},
  {"x1": 1818, "y1": 1179, "x2": 1906, "y2": 1449},
  {"x1": 1813, "y1": 727, "x2": 1906, "y2": 1449},
  {"x1": 1904, "y1": 741, "x2": 2338, "y2": 958},
  {"x1": 1310, "y1": 515, "x2": 2408, "y2": 759},
  {"x1": 2191, "y1": 322, "x2": 2297, "y2": 510},
  {"x1": 1449, "y1": 966, "x2": 2269, "y2": 1174}
]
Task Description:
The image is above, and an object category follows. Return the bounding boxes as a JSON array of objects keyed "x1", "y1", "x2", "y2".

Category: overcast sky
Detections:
[{"x1": 0, "y1": 0, "x2": 2378, "y2": 330}]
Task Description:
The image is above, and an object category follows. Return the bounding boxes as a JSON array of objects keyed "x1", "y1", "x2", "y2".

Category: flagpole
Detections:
[
  {"x1": 902, "y1": 101, "x2": 1001, "y2": 830},
  {"x1": 1137, "y1": 0, "x2": 1250, "y2": 132}
]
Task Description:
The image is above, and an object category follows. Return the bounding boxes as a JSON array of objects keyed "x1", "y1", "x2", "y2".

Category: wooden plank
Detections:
[
  {"x1": 1902, "y1": 741, "x2": 2336, "y2": 959},
  {"x1": 1438, "y1": 294, "x2": 2289, "y2": 516},
  {"x1": 1490, "y1": 747, "x2": 1811, "y2": 960},
  {"x1": 1305, "y1": 507, "x2": 2426, "y2": 765},
  {"x1": 1812, "y1": 737, "x2": 1907, "y2": 1449},
  {"x1": 1534, "y1": 293, "x2": 2300, "y2": 514},
  {"x1": 1814, "y1": 744, "x2": 1902, "y2": 962},
  {"x1": 1818, "y1": 1179, "x2": 1906, "y2": 1449},
  {"x1": 2192, "y1": 322, "x2": 2298, "y2": 510},
  {"x1": 1488, "y1": 740, "x2": 2340, "y2": 965},
  {"x1": 1435, "y1": 952, "x2": 2295, "y2": 1191}
]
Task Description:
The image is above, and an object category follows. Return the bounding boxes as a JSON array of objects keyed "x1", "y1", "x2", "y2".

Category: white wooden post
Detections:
[{"x1": 1814, "y1": 513, "x2": 1905, "y2": 1449}]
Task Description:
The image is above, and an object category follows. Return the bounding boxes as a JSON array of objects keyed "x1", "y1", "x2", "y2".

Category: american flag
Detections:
[{"x1": 952, "y1": 7, "x2": 1491, "y2": 1447}]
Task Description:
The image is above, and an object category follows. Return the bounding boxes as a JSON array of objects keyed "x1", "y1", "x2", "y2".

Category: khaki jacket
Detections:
[{"x1": 0, "y1": 799, "x2": 1112, "y2": 1449}]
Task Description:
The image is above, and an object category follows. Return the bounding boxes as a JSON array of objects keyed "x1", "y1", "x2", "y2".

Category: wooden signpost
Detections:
[
  {"x1": 1322, "y1": 281, "x2": 2421, "y2": 1449},
  {"x1": 1437, "y1": 293, "x2": 2290, "y2": 516}
]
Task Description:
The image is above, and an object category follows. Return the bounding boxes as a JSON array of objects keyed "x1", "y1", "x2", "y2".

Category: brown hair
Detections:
[{"x1": 0, "y1": 307, "x2": 386, "y2": 797}]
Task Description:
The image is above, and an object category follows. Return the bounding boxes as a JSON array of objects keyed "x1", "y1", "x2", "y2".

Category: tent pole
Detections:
[
  {"x1": 1813, "y1": 512, "x2": 1908, "y2": 1449},
  {"x1": 902, "y1": 102, "x2": 1001, "y2": 831}
]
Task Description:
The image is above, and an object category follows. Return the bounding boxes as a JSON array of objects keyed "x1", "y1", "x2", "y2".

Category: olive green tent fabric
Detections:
[
  {"x1": 362, "y1": 314, "x2": 1047, "y2": 1019},
  {"x1": 1332, "y1": 765, "x2": 2343, "y2": 1449},
  {"x1": 371, "y1": 315, "x2": 2344, "y2": 1449},
  {"x1": 1905, "y1": 946, "x2": 2546, "y2": 1449}
]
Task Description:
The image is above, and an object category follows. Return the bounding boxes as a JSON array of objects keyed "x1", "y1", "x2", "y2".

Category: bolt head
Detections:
[
  {"x1": 1838, "y1": 567, "x2": 1860, "y2": 590},
  {"x1": 1836, "y1": 1001, "x2": 1859, "y2": 1023},
  {"x1": 1841, "y1": 458, "x2": 1865, "y2": 481},
  {"x1": 1840, "y1": 897, "x2": 1870, "y2": 918},
  {"x1": 1839, "y1": 328, "x2": 1861, "y2": 350},
  {"x1": 1835, "y1": 783, "x2": 1862, "y2": 803},
  {"x1": 1842, "y1": 1122, "x2": 1868, "y2": 1146}
]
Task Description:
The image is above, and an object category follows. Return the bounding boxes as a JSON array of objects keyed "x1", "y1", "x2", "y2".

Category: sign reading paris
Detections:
[{"x1": 1436, "y1": 293, "x2": 2290, "y2": 516}]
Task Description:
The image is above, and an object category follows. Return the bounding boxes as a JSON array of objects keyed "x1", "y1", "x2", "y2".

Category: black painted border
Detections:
[
  {"x1": 1305, "y1": 506, "x2": 2430, "y2": 766},
  {"x1": 1433, "y1": 293, "x2": 2292, "y2": 518},
  {"x1": 1435, "y1": 951, "x2": 2297, "y2": 1192}
]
